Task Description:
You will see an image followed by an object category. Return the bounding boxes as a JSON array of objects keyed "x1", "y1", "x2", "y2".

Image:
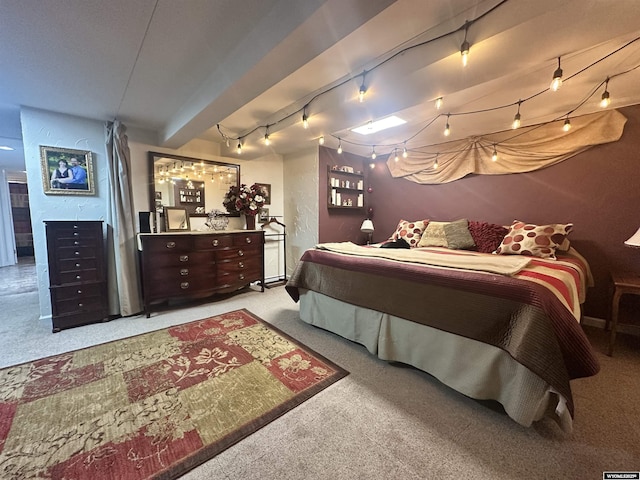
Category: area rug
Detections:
[{"x1": 0, "y1": 309, "x2": 348, "y2": 479}]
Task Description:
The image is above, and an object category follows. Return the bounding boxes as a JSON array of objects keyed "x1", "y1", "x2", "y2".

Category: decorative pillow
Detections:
[
  {"x1": 389, "y1": 219, "x2": 430, "y2": 248},
  {"x1": 443, "y1": 219, "x2": 475, "y2": 250},
  {"x1": 468, "y1": 221, "x2": 509, "y2": 254},
  {"x1": 417, "y1": 221, "x2": 449, "y2": 247},
  {"x1": 494, "y1": 220, "x2": 573, "y2": 259}
]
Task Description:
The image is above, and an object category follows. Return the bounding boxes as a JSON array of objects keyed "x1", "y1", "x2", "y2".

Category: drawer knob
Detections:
[
  {"x1": 77, "y1": 289, "x2": 82, "y2": 294},
  {"x1": 75, "y1": 251, "x2": 80, "y2": 256},
  {"x1": 212, "y1": 239, "x2": 219, "y2": 247},
  {"x1": 75, "y1": 263, "x2": 80, "y2": 267},
  {"x1": 238, "y1": 262, "x2": 244, "y2": 269},
  {"x1": 76, "y1": 275, "x2": 81, "y2": 279},
  {"x1": 166, "y1": 241, "x2": 176, "y2": 249},
  {"x1": 180, "y1": 282, "x2": 190, "y2": 289},
  {"x1": 74, "y1": 241, "x2": 79, "y2": 245},
  {"x1": 239, "y1": 273, "x2": 245, "y2": 280},
  {"x1": 73, "y1": 232, "x2": 79, "y2": 236},
  {"x1": 245, "y1": 237, "x2": 252, "y2": 244},
  {"x1": 180, "y1": 268, "x2": 189, "y2": 276},
  {"x1": 73, "y1": 225, "x2": 79, "y2": 229},
  {"x1": 238, "y1": 250, "x2": 244, "y2": 256},
  {"x1": 179, "y1": 255, "x2": 189, "y2": 262},
  {"x1": 78, "y1": 303, "x2": 83, "y2": 307}
]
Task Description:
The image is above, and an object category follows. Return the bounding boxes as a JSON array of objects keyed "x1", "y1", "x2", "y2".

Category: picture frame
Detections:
[
  {"x1": 259, "y1": 208, "x2": 270, "y2": 222},
  {"x1": 40, "y1": 146, "x2": 95, "y2": 195},
  {"x1": 164, "y1": 207, "x2": 190, "y2": 232},
  {"x1": 255, "y1": 182, "x2": 271, "y2": 205}
]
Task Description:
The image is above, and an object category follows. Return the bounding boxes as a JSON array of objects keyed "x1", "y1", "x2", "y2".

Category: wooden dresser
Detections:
[
  {"x1": 45, "y1": 220, "x2": 109, "y2": 332},
  {"x1": 138, "y1": 230, "x2": 265, "y2": 317}
]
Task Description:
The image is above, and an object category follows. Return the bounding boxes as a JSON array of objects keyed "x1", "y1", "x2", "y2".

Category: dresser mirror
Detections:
[{"x1": 149, "y1": 152, "x2": 240, "y2": 217}]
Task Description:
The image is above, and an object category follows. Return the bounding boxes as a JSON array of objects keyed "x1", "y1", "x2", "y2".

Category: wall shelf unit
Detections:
[{"x1": 327, "y1": 166, "x2": 364, "y2": 210}]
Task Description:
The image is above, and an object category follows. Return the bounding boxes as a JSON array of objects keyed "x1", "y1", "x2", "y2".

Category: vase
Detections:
[{"x1": 245, "y1": 214, "x2": 256, "y2": 230}]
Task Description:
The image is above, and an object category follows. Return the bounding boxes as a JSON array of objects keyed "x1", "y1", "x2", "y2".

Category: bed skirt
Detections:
[{"x1": 299, "y1": 289, "x2": 572, "y2": 432}]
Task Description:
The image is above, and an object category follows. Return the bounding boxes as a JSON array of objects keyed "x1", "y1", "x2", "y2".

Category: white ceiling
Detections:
[{"x1": 1, "y1": 0, "x2": 640, "y2": 172}]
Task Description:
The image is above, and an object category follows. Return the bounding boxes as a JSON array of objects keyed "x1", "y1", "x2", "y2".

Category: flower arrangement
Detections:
[{"x1": 223, "y1": 183, "x2": 265, "y2": 216}]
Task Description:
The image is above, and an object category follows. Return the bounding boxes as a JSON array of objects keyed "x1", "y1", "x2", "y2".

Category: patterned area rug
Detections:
[{"x1": 0, "y1": 309, "x2": 348, "y2": 479}]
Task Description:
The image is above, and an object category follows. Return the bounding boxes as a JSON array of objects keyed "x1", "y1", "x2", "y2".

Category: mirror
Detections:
[{"x1": 148, "y1": 152, "x2": 240, "y2": 217}]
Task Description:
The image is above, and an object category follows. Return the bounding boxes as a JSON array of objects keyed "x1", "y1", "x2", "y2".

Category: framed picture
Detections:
[
  {"x1": 255, "y1": 183, "x2": 271, "y2": 205},
  {"x1": 259, "y1": 208, "x2": 270, "y2": 222},
  {"x1": 40, "y1": 146, "x2": 95, "y2": 195},
  {"x1": 164, "y1": 207, "x2": 190, "y2": 232}
]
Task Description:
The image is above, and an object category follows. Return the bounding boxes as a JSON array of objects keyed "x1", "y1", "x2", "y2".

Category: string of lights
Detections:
[{"x1": 216, "y1": 0, "x2": 640, "y2": 163}]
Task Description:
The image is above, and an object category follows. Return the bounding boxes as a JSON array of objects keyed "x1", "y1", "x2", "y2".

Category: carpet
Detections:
[{"x1": 0, "y1": 309, "x2": 348, "y2": 479}]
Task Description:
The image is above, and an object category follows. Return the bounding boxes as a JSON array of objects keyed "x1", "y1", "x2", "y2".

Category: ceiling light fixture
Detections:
[
  {"x1": 351, "y1": 115, "x2": 406, "y2": 135},
  {"x1": 563, "y1": 117, "x2": 571, "y2": 132},
  {"x1": 371, "y1": 146, "x2": 377, "y2": 159},
  {"x1": 460, "y1": 21, "x2": 470, "y2": 67},
  {"x1": 550, "y1": 57, "x2": 563, "y2": 91},
  {"x1": 433, "y1": 154, "x2": 439, "y2": 170},
  {"x1": 491, "y1": 145, "x2": 498, "y2": 162},
  {"x1": 512, "y1": 101, "x2": 522, "y2": 129},
  {"x1": 435, "y1": 97, "x2": 443, "y2": 110},
  {"x1": 302, "y1": 107, "x2": 309, "y2": 129},
  {"x1": 394, "y1": 148, "x2": 399, "y2": 162},
  {"x1": 236, "y1": 141, "x2": 242, "y2": 155},
  {"x1": 264, "y1": 127, "x2": 271, "y2": 146},
  {"x1": 402, "y1": 143, "x2": 408, "y2": 158},
  {"x1": 337, "y1": 139, "x2": 343, "y2": 154},
  {"x1": 318, "y1": 136, "x2": 325, "y2": 145},
  {"x1": 444, "y1": 114, "x2": 451, "y2": 136},
  {"x1": 600, "y1": 78, "x2": 611, "y2": 108},
  {"x1": 358, "y1": 71, "x2": 367, "y2": 103}
]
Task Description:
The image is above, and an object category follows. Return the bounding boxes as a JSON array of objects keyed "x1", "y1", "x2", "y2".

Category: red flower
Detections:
[{"x1": 223, "y1": 183, "x2": 266, "y2": 216}]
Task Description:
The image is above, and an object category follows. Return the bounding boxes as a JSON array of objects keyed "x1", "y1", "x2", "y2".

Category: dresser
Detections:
[
  {"x1": 45, "y1": 220, "x2": 109, "y2": 332},
  {"x1": 138, "y1": 230, "x2": 264, "y2": 317}
]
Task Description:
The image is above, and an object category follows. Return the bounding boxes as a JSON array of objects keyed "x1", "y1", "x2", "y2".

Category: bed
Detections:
[{"x1": 285, "y1": 237, "x2": 600, "y2": 432}]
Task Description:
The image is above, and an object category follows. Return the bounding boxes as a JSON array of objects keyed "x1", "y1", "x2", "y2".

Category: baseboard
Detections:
[{"x1": 583, "y1": 315, "x2": 640, "y2": 336}]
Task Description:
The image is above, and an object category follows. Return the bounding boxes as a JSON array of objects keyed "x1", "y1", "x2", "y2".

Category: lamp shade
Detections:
[
  {"x1": 360, "y1": 219, "x2": 374, "y2": 233},
  {"x1": 624, "y1": 226, "x2": 640, "y2": 248}
]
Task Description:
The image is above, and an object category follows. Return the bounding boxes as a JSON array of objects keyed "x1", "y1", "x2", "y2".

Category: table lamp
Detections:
[
  {"x1": 360, "y1": 219, "x2": 374, "y2": 245},
  {"x1": 624, "y1": 226, "x2": 640, "y2": 248}
]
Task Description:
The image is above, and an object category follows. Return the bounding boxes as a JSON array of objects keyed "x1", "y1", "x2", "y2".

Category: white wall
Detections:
[
  {"x1": 283, "y1": 147, "x2": 319, "y2": 276},
  {"x1": 20, "y1": 108, "x2": 110, "y2": 321}
]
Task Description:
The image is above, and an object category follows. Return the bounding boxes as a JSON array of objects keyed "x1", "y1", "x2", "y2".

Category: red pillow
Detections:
[{"x1": 468, "y1": 221, "x2": 509, "y2": 254}]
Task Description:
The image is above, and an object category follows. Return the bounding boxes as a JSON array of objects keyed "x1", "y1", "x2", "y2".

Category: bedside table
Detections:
[{"x1": 607, "y1": 271, "x2": 640, "y2": 356}]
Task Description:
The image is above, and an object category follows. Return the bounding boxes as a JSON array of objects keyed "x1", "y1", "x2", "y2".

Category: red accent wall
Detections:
[{"x1": 318, "y1": 105, "x2": 640, "y2": 321}]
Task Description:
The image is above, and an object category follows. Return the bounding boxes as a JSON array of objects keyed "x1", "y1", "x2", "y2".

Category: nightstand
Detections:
[{"x1": 607, "y1": 271, "x2": 640, "y2": 356}]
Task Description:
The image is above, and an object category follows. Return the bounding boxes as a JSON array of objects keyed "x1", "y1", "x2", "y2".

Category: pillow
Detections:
[
  {"x1": 389, "y1": 219, "x2": 429, "y2": 248},
  {"x1": 468, "y1": 221, "x2": 509, "y2": 254},
  {"x1": 417, "y1": 221, "x2": 449, "y2": 247},
  {"x1": 494, "y1": 220, "x2": 573, "y2": 259},
  {"x1": 443, "y1": 219, "x2": 475, "y2": 250}
]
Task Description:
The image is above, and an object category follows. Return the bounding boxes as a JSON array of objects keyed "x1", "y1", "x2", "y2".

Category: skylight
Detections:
[{"x1": 351, "y1": 116, "x2": 406, "y2": 135}]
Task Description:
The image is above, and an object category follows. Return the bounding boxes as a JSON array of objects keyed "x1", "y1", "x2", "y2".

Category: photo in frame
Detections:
[
  {"x1": 164, "y1": 207, "x2": 190, "y2": 232},
  {"x1": 259, "y1": 208, "x2": 270, "y2": 222},
  {"x1": 255, "y1": 183, "x2": 271, "y2": 205},
  {"x1": 40, "y1": 146, "x2": 95, "y2": 195}
]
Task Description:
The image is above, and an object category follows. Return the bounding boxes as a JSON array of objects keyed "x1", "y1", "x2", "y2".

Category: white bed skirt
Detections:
[{"x1": 299, "y1": 289, "x2": 572, "y2": 432}]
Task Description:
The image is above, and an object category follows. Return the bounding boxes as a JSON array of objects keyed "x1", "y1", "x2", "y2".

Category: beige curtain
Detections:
[
  {"x1": 105, "y1": 121, "x2": 143, "y2": 316},
  {"x1": 387, "y1": 109, "x2": 627, "y2": 184}
]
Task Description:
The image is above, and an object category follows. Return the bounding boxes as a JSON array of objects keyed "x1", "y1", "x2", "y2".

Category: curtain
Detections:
[
  {"x1": 105, "y1": 121, "x2": 143, "y2": 316},
  {"x1": 0, "y1": 170, "x2": 17, "y2": 267},
  {"x1": 387, "y1": 109, "x2": 627, "y2": 184}
]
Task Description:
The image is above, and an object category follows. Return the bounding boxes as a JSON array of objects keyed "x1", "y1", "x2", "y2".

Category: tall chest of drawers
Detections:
[
  {"x1": 45, "y1": 220, "x2": 109, "y2": 332},
  {"x1": 139, "y1": 230, "x2": 264, "y2": 317}
]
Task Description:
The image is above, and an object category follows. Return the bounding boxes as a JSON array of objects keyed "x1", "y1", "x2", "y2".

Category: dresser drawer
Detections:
[
  {"x1": 57, "y1": 246, "x2": 99, "y2": 261},
  {"x1": 216, "y1": 267, "x2": 261, "y2": 286},
  {"x1": 58, "y1": 268, "x2": 100, "y2": 284},
  {"x1": 193, "y1": 234, "x2": 233, "y2": 250},
  {"x1": 52, "y1": 293, "x2": 106, "y2": 316},
  {"x1": 217, "y1": 257, "x2": 261, "y2": 274},
  {"x1": 53, "y1": 235, "x2": 99, "y2": 249},
  {"x1": 147, "y1": 251, "x2": 215, "y2": 268},
  {"x1": 233, "y1": 232, "x2": 263, "y2": 246},
  {"x1": 52, "y1": 283, "x2": 104, "y2": 301},
  {"x1": 216, "y1": 245, "x2": 261, "y2": 261},
  {"x1": 47, "y1": 222, "x2": 100, "y2": 236},
  {"x1": 144, "y1": 274, "x2": 216, "y2": 298},
  {"x1": 58, "y1": 257, "x2": 98, "y2": 272},
  {"x1": 143, "y1": 235, "x2": 193, "y2": 253}
]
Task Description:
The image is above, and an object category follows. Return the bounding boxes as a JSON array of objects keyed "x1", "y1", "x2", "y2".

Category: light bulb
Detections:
[
  {"x1": 433, "y1": 158, "x2": 439, "y2": 170},
  {"x1": 512, "y1": 112, "x2": 521, "y2": 129},
  {"x1": 337, "y1": 140, "x2": 343, "y2": 154},
  {"x1": 550, "y1": 58, "x2": 563, "y2": 91},
  {"x1": 460, "y1": 40, "x2": 470, "y2": 67},
  {"x1": 264, "y1": 133, "x2": 270, "y2": 146},
  {"x1": 444, "y1": 123, "x2": 450, "y2": 136},
  {"x1": 302, "y1": 114, "x2": 309, "y2": 129},
  {"x1": 491, "y1": 146, "x2": 498, "y2": 162},
  {"x1": 563, "y1": 118, "x2": 571, "y2": 131},
  {"x1": 359, "y1": 85, "x2": 366, "y2": 103},
  {"x1": 600, "y1": 90, "x2": 610, "y2": 108},
  {"x1": 402, "y1": 146, "x2": 408, "y2": 158},
  {"x1": 394, "y1": 150, "x2": 399, "y2": 162},
  {"x1": 318, "y1": 136, "x2": 325, "y2": 145},
  {"x1": 236, "y1": 142, "x2": 242, "y2": 154},
  {"x1": 369, "y1": 162, "x2": 375, "y2": 169},
  {"x1": 371, "y1": 147, "x2": 376, "y2": 160},
  {"x1": 435, "y1": 97, "x2": 443, "y2": 109}
]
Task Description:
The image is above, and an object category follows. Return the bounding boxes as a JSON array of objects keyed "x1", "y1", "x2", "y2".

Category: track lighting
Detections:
[
  {"x1": 318, "y1": 136, "x2": 324, "y2": 145},
  {"x1": 491, "y1": 145, "x2": 498, "y2": 162},
  {"x1": 444, "y1": 114, "x2": 451, "y2": 136},
  {"x1": 337, "y1": 139, "x2": 343, "y2": 154},
  {"x1": 563, "y1": 117, "x2": 571, "y2": 132},
  {"x1": 460, "y1": 22, "x2": 470, "y2": 67},
  {"x1": 435, "y1": 97, "x2": 443, "y2": 110},
  {"x1": 512, "y1": 101, "x2": 522, "y2": 129},
  {"x1": 550, "y1": 57, "x2": 563, "y2": 91},
  {"x1": 600, "y1": 78, "x2": 611, "y2": 108}
]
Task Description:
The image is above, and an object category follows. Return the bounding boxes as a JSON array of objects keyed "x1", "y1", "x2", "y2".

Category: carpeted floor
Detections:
[{"x1": 1, "y1": 258, "x2": 639, "y2": 479}]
